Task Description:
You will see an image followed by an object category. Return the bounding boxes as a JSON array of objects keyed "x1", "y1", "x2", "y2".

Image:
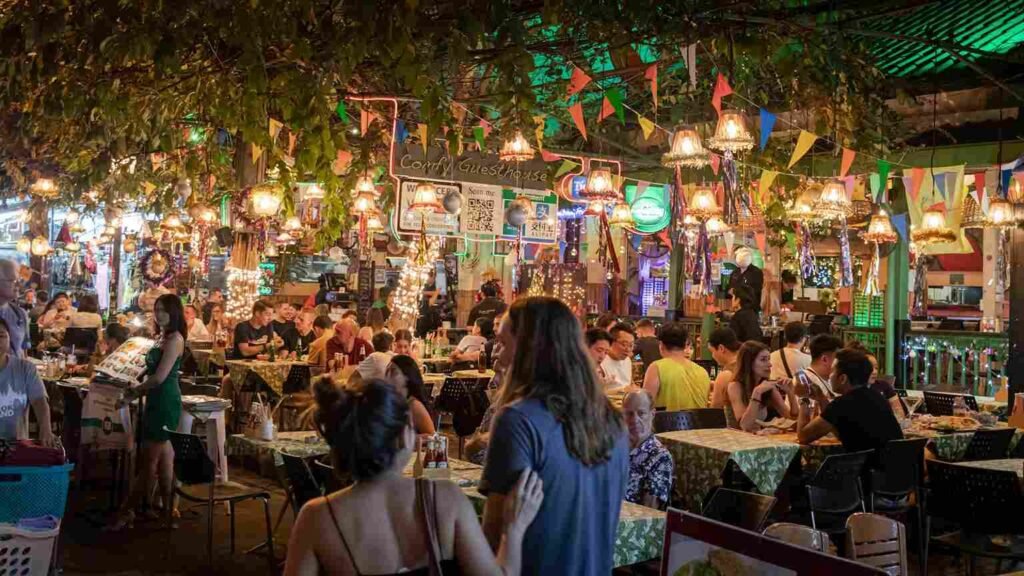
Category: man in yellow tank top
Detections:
[{"x1": 642, "y1": 322, "x2": 710, "y2": 411}]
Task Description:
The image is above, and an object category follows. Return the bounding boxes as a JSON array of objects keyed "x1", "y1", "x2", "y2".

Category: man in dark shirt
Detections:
[
  {"x1": 467, "y1": 282, "x2": 507, "y2": 325},
  {"x1": 232, "y1": 300, "x2": 279, "y2": 359},
  {"x1": 728, "y1": 247, "x2": 764, "y2": 311},
  {"x1": 202, "y1": 288, "x2": 224, "y2": 324},
  {"x1": 727, "y1": 285, "x2": 763, "y2": 344},
  {"x1": 282, "y1": 309, "x2": 318, "y2": 357},
  {"x1": 780, "y1": 270, "x2": 798, "y2": 305},
  {"x1": 271, "y1": 301, "x2": 296, "y2": 339},
  {"x1": 797, "y1": 347, "x2": 903, "y2": 456},
  {"x1": 633, "y1": 319, "x2": 661, "y2": 372}
]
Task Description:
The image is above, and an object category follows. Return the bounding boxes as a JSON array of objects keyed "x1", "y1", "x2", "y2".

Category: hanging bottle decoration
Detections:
[
  {"x1": 722, "y1": 151, "x2": 739, "y2": 225},
  {"x1": 863, "y1": 243, "x2": 882, "y2": 296},
  {"x1": 912, "y1": 255, "x2": 931, "y2": 318},
  {"x1": 838, "y1": 219, "x2": 854, "y2": 288},
  {"x1": 690, "y1": 222, "x2": 712, "y2": 296},
  {"x1": 799, "y1": 224, "x2": 815, "y2": 280}
]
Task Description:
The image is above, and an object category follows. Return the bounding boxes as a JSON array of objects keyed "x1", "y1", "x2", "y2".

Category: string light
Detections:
[
  {"x1": 392, "y1": 237, "x2": 440, "y2": 325},
  {"x1": 225, "y1": 267, "x2": 262, "y2": 322}
]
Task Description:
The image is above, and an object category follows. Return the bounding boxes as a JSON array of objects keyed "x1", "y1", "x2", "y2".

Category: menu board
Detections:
[{"x1": 93, "y1": 337, "x2": 155, "y2": 386}]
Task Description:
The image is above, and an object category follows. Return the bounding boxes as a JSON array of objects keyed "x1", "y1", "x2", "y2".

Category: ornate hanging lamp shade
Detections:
[
  {"x1": 912, "y1": 209, "x2": 957, "y2": 246},
  {"x1": 352, "y1": 173, "x2": 377, "y2": 197},
  {"x1": 688, "y1": 186, "x2": 721, "y2": 220},
  {"x1": 30, "y1": 178, "x2": 59, "y2": 199},
  {"x1": 161, "y1": 211, "x2": 184, "y2": 230},
  {"x1": 985, "y1": 197, "x2": 1018, "y2": 228},
  {"x1": 282, "y1": 216, "x2": 304, "y2": 233},
  {"x1": 705, "y1": 216, "x2": 731, "y2": 235},
  {"x1": 498, "y1": 131, "x2": 535, "y2": 163},
  {"x1": 409, "y1": 181, "x2": 444, "y2": 213},
  {"x1": 707, "y1": 110, "x2": 755, "y2": 153},
  {"x1": 662, "y1": 125, "x2": 709, "y2": 168},
  {"x1": 788, "y1": 181, "x2": 822, "y2": 222},
  {"x1": 813, "y1": 179, "x2": 853, "y2": 219},
  {"x1": 365, "y1": 210, "x2": 385, "y2": 231},
  {"x1": 248, "y1": 182, "x2": 284, "y2": 218},
  {"x1": 30, "y1": 237, "x2": 51, "y2": 256},
  {"x1": 352, "y1": 190, "x2": 376, "y2": 215},
  {"x1": 861, "y1": 209, "x2": 898, "y2": 244},
  {"x1": 583, "y1": 168, "x2": 619, "y2": 210},
  {"x1": 16, "y1": 236, "x2": 31, "y2": 254},
  {"x1": 607, "y1": 201, "x2": 635, "y2": 227}
]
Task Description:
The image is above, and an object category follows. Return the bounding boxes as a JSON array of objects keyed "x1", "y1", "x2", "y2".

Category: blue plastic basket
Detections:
[{"x1": 0, "y1": 464, "x2": 74, "y2": 523}]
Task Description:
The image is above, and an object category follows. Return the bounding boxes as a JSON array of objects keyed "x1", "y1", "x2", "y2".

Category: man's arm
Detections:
[{"x1": 797, "y1": 399, "x2": 834, "y2": 444}]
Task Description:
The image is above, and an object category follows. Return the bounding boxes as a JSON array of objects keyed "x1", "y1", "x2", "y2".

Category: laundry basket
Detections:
[
  {"x1": 0, "y1": 465, "x2": 74, "y2": 523},
  {"x1": 0, "y1": 524, "x2": 59, "y2": 576}
]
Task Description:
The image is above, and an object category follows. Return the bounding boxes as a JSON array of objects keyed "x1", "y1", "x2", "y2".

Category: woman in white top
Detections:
[
  {"x1": 184, "y1": 304, "x2": 211, "y2": 341},
  {"x1": 768, "y1": 321, "x2": 811, "y2": 380},
  {"x1": 38, "y1": 292, "x2": 76, "y2": 331},
  {"x1": 69, "y1": 294, "x2": 103, "y2": 332}
]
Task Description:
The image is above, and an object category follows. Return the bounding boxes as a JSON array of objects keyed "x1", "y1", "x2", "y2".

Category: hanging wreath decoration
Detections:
[{"x1": 139, "y1": 248, "x2": 175, "y2": 285}]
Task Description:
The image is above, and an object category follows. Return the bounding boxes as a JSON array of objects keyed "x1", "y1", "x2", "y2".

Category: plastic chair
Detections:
[
  {"x1": 685, "y1": 408, "x2": 727, "y2": 429},
  {"x1": 652, "y1": 410, "x2": 695, "y2": 433},
  {"x1": 701, "y1": 487, "x2": 776, "y2": 532},
  {"x1": 926, "y1": 460, "x2": 1024, "y2": 573},
  {"x1": 166, "y1": 430, "x2": 275, "y2": 572},
  {"x1": 845, "y1": 513, "x2": 909, "y2": 576},
  {"x1": 869, "y1": 438, "x2": 929, "y2": 576},
  {"x1": 280, "y1": 452, "x2": 323, "y2": 517},
  {"x1": 282, "y1": 364, "x2": 312, "y2": 395},
  {"x1": 763, "y1": 522, "x2": 832, "y2": 554},
  {"x1": 960, "y1": 428, "x2": 1016, "y2": 461},
  {"x1": 922, "y1": 391, "x2": 978, "y2": 416},
  {"x1": 806, "y1": 450, "x2": 873, "y2": 537}
]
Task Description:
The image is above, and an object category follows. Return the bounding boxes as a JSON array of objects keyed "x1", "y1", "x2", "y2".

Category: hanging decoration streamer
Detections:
[
  {"x1": 912, "y1": 256, "x2": 930, "y2": 318},
  {"x1": 691, "y1": 223, "x2": 712, "y2": 297},
  {"x1": 722, "y1": 151, "x2": 741, "y2": 224},
  {"x1": 799, "y1": 225, "x2": 815, "y2": 280},
  {"x1": 838, "y1": 218, "x2": 854, "y2": 287},
  {"x1": 864, "y1": 243, "x2": 882, "y2": 296}
]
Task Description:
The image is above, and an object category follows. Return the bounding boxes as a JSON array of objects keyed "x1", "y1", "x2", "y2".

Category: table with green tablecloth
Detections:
[
  {"x1": 228, "y1": 432, "x2": 665, "y2": 567},
  {"x1": 657, "y1": 428, "x2": 800, "y2": 512},
  {"x1": 905, "y1": 424, "x2": 1022, "y2": 461},
  {"x1": 769, "y1": 431, "x2": 844, "y2": 473},
  {"x1": 954, "y1": 458, "x2": 1023, "y2": 483},
  {"x1": 225, "y1": 359, "x2": 307, "y2": 397}
]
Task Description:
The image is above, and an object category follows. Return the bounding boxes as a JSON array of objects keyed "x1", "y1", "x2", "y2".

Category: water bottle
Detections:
[{"x1": 952, "y1": 395, "x2": 968, "y2": 417}]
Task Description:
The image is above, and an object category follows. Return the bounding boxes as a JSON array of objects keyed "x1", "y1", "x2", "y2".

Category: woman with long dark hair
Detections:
[
  {"x1": 726, "y1": 340, "x2": 794, "y2": 431},
  {"x1": 108, "y1": 294, "x2": 187, "y2": 529},
  {"x1": 480, "y1": 296, "x2": 628, "y2": 575},
  {"x1": 284, "y1": 378, "x2": 543, "y2": 576},
  {"x1": 385, "y1": 354, "x2": 436, "y2": 435}
]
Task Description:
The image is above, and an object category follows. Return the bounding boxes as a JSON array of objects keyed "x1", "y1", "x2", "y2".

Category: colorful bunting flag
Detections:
[
  {"x1": 566, "y1": 66, "x2": 592, "y2": 97},
  {"x1": 540, "y1": 150, "x2": 561, "y2": 162},
  {"x1": 554, "y1": 159, "x2": 580, "y2": 179},
  {"x1": 869, "y1": 173, "x2": 881, "y2": 201},
  {"x1": 933, "y1": 173, "x2": 947, "y2": 201},
  {"x1": 710, "y1": 154, "x2": 721, "y2": 175},
  {"x1": 568, "y1": 102, "x2": 587, "y2": 140},
  {"x1": 250, "y1": 143, "x2": 263, "y2": 164},
  {"x1": 598, "y1": 88, "x2": 625, "y2": 124},
  {"x1": 972, "y1": 171, "x2": 986, "y2": 204},
  {"x1": 473, "y1": 126, "x2": 485, "y2": 150},
  {"x1": 644, "y1": 65, "x2": 658, "y2": 112},
  {"x1": 268, "y1": 119, "x2": 284, "y2": 141},
  {"x1": 416, "y1": 124, "x2": 429, "y2": 155},
  {"x1": 758, "y1": 170, "x2": 778, "y2": 206},
  {"x1": 395, "y1": 120, "x2": 409, "y2": 145},
  {"x1": 877, "y1": 159, "x2": 891, "y2": 199},
  {"x1": 845, "y1": 176, "x2": 858, "y2": 200},
  {"x1": 840, "y1": 148, "x2": 856, "y2": 178},
  {"x1": 638, "y1": 115, "x2": 655, "y2": 141},
  {"x1": 287, "y1": 132, "x2": 298, "y2": 156},
  {"x1": 758, "y1": 108, "x2": 776, "y2": 151},
  {"x1": 755, "y1": 231, "x2": 767, "y2": 255},
  {"x1": 909, "y1": 167, "x2": 924, "y2": 201},
  {"x1": 360, "y1": 109, "x2": 378, "y2": 135},
  {"x1": 1000, "y1": 168, "x2": 1012, "y2": 196},
  {"x1": 479, "y1": 119, "x2": 493, "y2": 138},
  {"x1": 335, "y1": 100, "x2": 349, "y2": 123},
  {"x1": 892, "y1": 213, "x2": 908, "y2": 243},
  {"x1": 787, "y1": 131, "x2": 817, "y2": 169},
  {"x1": 598, "y1": 97, "x2": 614, "y2": 123},
  {"x1": 711, "y1": 74, "x2": 732, "y2": 116}
]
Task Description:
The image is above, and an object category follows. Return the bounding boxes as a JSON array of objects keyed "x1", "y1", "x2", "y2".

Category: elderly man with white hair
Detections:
[
  {"x1": 622, "y1": 389, "x2": 674, "y2": 510},
  {"x1": 0, "y1": 260, "x2": 30, "y2": 356}
]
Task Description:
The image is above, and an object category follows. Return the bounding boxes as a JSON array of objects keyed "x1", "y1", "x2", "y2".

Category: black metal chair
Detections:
[
  {"x1": 684, "y1": 408, "x2": 727, "y2": 429},
  {"x1": 806, "y1": 450, "x2": 873, "y2": 540},
  {"x1": 923, "y1": 391, "x2": 979, "y2": 416},
  {"x1": 869, "y1": 438, "x2": 929, "y2": 576},
  {"x1": 62, "y1": 326, "x2": 98, "y2": 360},
  {"x1": 166, "y1": 430, "x2": 275, "y2": 572},
  {"x1": 652, "y1": 410, "x2": 695, "y2": 433},
  {"x1": 435, "y1": 378, "x2": 490, "y2": 457},
  {"x1": 701, "y1": 487, "x2": 777, "y2": 532},
  {"x1": 961, "y1": 428, "x2": 1016, "y2": 461},
  {"x1": 927, "y1": 460, "x2": 1024, "y2": 574},
  {"x1": 280, "y1": 452, "x2": 323, "y2": 517},
  {"x1": 1010, "y1": 437, "x2": 1024, "y2": 459}
]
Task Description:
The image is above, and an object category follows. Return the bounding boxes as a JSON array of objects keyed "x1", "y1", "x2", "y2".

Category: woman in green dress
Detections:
[{"x1": 109, "y1": 293, "x2": 186, "y2": 530}]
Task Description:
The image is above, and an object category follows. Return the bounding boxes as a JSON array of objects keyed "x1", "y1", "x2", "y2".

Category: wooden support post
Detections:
[
  {"x1": 1007, "y1": 227, "x2": 1024, "y2": 411},
  {"x1": 885, "y1": 186, "x2": 911, "y2": 384}
]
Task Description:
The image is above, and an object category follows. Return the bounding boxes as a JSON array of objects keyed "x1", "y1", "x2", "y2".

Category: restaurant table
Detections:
[
  {"x1": 228, "y1": 433, "x2": 666, "y2": 567},
  {"x1": 191, "y1": 347, "x2": 226, "y2": 374},
  {"x1": 904, "y1": 389, "x2": 1004, "y2": 413},
  {"x1": 954, "y1": 459, "x2": 1023, "y2": 483},
  {"x1": 904, "y1": 420, "x2": 1022, "y2": 461},
  {"x1": 767, "y1": 431, "x2": 844, "y2": 473},
  {"x1": 423, "y1": 373, "x2": 447, "y2": 397},
  {"x1": 451, "y1": 369, "x2": 495, "y2": 380},
  {"x1": 421, "y1": 357, "x2": 453, "y2": 373},
  {"x1": 225, "y1": 359, "x2": 306, "y2": 397},
  {"x1": 179, "y1": 395, "x2": 232, "y2": 481},
  {"x1": 657, "y1": 428, "x2": 800, "y2": 512}
]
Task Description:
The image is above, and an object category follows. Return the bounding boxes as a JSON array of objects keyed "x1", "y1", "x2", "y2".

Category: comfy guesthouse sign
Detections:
[{"x1": 392, "y1": 143, "x2": 549, "y2": 189}]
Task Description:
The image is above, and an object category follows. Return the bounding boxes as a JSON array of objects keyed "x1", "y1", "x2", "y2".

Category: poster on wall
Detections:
[
  {"x1": 501, "y1": 188, "x2": 558, "y2": 243},
  {"x1": 461, "y1": 183, "x2": 506, "y2": 236},
  {"x1": 396, "y1": 180, "x2": 461, "y2": 236}
]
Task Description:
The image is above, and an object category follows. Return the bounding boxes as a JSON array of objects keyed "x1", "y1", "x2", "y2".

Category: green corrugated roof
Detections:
[{"x1": 867, "y1": 0, "x2": 1024, "y2": 77}]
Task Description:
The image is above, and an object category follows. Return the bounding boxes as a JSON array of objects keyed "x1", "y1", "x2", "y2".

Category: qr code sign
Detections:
[
  {"x1": 464, "y1": 196, "x2": 497, "y2": 234},
  {"x1": 525, "y1": 203, "x2": 556, "y2": 240}
]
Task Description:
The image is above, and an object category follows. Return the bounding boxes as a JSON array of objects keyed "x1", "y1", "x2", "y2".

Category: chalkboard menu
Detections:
[{"x1": 356, "y1": 260, "x2": 375, "y2": 324}]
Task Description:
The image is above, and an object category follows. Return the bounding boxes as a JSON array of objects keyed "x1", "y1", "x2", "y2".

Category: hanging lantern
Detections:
[
  {"x1": 986, "y1": 198, "x2": 1017, "y2": 228},
  {"x1": 161, "y1": 211, "x2": 184, "y2": 230},
  {"x1": 29, "y1": 178, "x2": 58, "y2": 199},
  {"x1": 122, "y1": 236, "x2": 137, "y2": 253},
  {"x1": 705, "y1": 216, "x2": 731, "y2": 235},
  {"x1": 584, "y1": 200, "x2": 607, "y2": 217},
  {"x1": 352, "y1": 191, "x2": 376, "y2": 215},
  {"x1": 275, "y1": 230, "x2": 295, "y2": 244},
  {"x1": 585, "y1": 168, "x2": 614, "y2": 197},
  {"x1": 265, "y1": 242, "x2": 279, "y2": 257},
  {"x1": 64, "y1": 209, "x2": 80, "y2": 225},
  {"x1": 912, "y1": 209, "x2": 957, "y2": 246},
  {"x1": 16, "y1": 236, "x2": 31, "y2": 254},
  {"x1": 607, "y1": 201, "x2": 635, "y2": 227},
  {"x1": 498, "y1": 131, "x2": 535, "y2": 163},
  {"x1": 282, "y1": 216, "x2": 304, "y2": 233},
  {"x1": 30, "y1": 237, "x2": 51, "y2": 256},
  {"x1": 352, "y1": 173, "x2": 377, "y2": 197},
  {"x1": 861, "y1": 210, "x2": 898, "y2": 244},
  {"x1": 196, "y1": 205, "x2": 219, "y2": 226},
  {"x1": 248, "y1": 182, "x2": 284, "y2": 218},
  {"x1": 662, "y1": 125, "x2": 710, "y2": 168},
  {"x1": 788, "y1": 181, "x2": 822, "y2": 222},
  {"x1": 64, "y1": 241, "x2": 82, "y2": 253},
  {"x1": 707, "y1": 110, "x2": 755, "y2": 153},
  {"x1": 688, "y1": 186, "x2": 721, "y2": 220},
  {"x1": 366, "y1": 210, "x2": 385, "y2": 231},
  {"x1": 813, "y1": 179, "x2": 852, "y2": 219},
  {"x1": 303, "y1": 183, "x2": 325, "y2": 200},
  {"x1": 409, "y1": 182, "x2": 443, "y2": 214}
]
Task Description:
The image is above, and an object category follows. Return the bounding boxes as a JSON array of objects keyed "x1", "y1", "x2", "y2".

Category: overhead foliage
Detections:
[{"x1": 0, "y1": 0, "x2": 907, "y2": 243}]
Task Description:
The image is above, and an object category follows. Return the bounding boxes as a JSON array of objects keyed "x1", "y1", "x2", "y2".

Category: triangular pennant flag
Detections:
[
  {"x1": 473, "y1": 126, "x2": 485, "y2": 150},
  {"x1": 655, "y1": 229, "x2": 672, "y2": 250},
  {"x1": 451, "y1": 103, "x2": 467, "y2": 125},
  {"x1": 901, "y1": 175, "x2": 913, "y2": 203},
  {"x1": 250, "y1": 142, "x2": 263, "y2": 164},
  {"x1": 638, "y1": 116, "x2": 655, "y2": 141},
  {"x1": 892, "y1": 213, "x2": 908, "y2": 243},
  {"x1": 360, "y1": 109, "x2": 373, "y2": 135},
  {"x1": 869, "y1": 173, "x2": 881, "y2": 199},
  {"x1": 945, "y1": 172, "x2": 957, "y2": 210},
  {"x1": 268, "y1": 119, "x2": 284, "y2": 141},
  {"x1": 332, "y1": 150, "x2": 352, "y2": 175},
  {"x1": 1001, "y1": 168, "x2": 1012, "y2": 195},
  {"x1": 566, "y1": 66, "x2": 592, "y2": 97},
  {"x1": 877, "y1": 159, "x2": 891, "y2": 197},
  {"x1": 710, "y1": 154, "x2": 721, "y2": 175},
  {"x1": 598, "y1": 96, "x2": 614, "y2": 123},
  {"x1": 758, "y1": 108, "x2": 776, "y2": 151},
  {"x1": 758, "y1": 170, "x2": 778, "y2": 206},
  {"x1": 972, "y1": 172, "x2": 986, "y2": 203},
  {"x1": 416, "y1": 124, "x2": 428, "y2": 155},
  {"x1": 845, "y1": 176, "x2": 858, "y2": 200},
  {"x1": 554, "y1": 159, "x2": 579, "y2": 179},
  {"x1": 479, "y1": 119, "x2": 493, "y2": 138},
  {"x1": 287, "y1": 132, "x2": 298, "y2": 156},
  {"x1": 540, "y1": 149, "x2": 561, "y2": 162},
  {"x1": 568, "y1": 102, "x2": 587, "y2": 140},
  {"x1": 909, "y1": 167, "x2": 925, "y2": 201},
  {"x1": 755, "y1": 231, "x2": 767, "y2": 255},
  {"x1": 787, "y1": 130, "x2": 817, "y2": 169},
  {"x1": 927, "y1": 201, "x2": 946, "y2": 213},
  {"x1": 711, "y1": 74, "x2": 732, "y2": 116},
  {"x1": 933, "y1": 173, "x2": 947, "y2": 200},
  {"x1": 533, "y1": 115, "x2": 546, "y2": 152},
  {"x1": 634, "y1": 180, "x2": 650, "y2": 202},
  {"x1": 840, "y1": 148, "x2": 856, "y2": 178},
  {"x1": 335, "y1": 100, "x2": 349, "y2": 123},
  {"x1": 395, "y1": 119, "x2": 409, "y2": 144},
  {"x1": 644, "y1": 64, "x2": 658, "y2": 112}
]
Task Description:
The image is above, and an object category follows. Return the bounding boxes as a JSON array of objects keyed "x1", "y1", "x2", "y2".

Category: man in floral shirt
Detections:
[{"x1": 622, "y1": 389, "x2": 674, "y2": 509}]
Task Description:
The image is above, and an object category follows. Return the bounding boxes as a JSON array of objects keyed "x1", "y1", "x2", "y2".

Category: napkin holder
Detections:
[
  {"x1": 413, "y1": 434, "x2": 450, "y2": 480},
  {"x1": 1009, "y1": 393, "x2": 1024, "y2": 430}
]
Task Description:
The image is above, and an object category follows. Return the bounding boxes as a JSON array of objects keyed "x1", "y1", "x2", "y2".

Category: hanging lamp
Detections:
[
  {"x1": 30, "y1": 178, "x2": 58, "y2": 199},
  {"x1": 861, "y1": 209, "x2": 898, "y2": 244},
  {"x1": 607, "y1": 201, "x2": 635, "y2": 227},
  {"x1": 409, "y1": 182, "x2": 443, "y2": 214},
  {"x1": 498, "y1": 131, "x2": 535, "y2": 163},
  {"x1": 30, "y1": 237, "x2": 51, "y2": 256},
  {"x1": 707, "y1": 110, "x2": 754, "y2": 153},
  {"x1": 705, "y1": 216, "x2": 731, "y2": 235},
  {"x1": 366, "y1": 210, "x2": 385, "y2": 232},
  {"x1": 352, "y1": 191, "x2": 376, "y2": 215},
  {"x1": 248, "y1": 183, "x2": 284, "y2": 218},
  {"x1": 16, "y1": 236, "x2": 31, "y2": 254},
  {"x1": 662, "y1": 125, "x2": 709, "y2": 168},
  {"x1": 352, "y1": 173, "x2": 377, "y2": 197},
  {"x1": 688, "y1": 186, "x2": 722, "y2": 220},
  {"x1": 813, "y1": 179, "x2": 853, "y2": 219},
  {"x1": 985, "y1": 198, "x2": 1017, "y2": 228},
  {"x1": 912, "y1": 209, "x2": 957, "y2": 246}
]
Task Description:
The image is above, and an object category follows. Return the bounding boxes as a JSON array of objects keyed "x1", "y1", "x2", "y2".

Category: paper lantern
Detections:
[
  {"x1": 409, "y1": 182, "x2": 443, "y2": 214},
  {"x1": 30, "y1": 178, "x2": 58, "y2": 199},
  {"x1": 912, "y1": 209, "x2": 957, "y2": 246},
  {"x1": 16, "y1": 237, "x2": 31, "y2": 254},
  {"x1": 861, "y1": 210, "x2": 898, "y2": 244},
  {"x1": 30, "y1": 237, "x2": 51, "y2": 256},
  {"x1": 352, "y1": 190, "x2": 376, "y2": 215},
  {"x1": 248, "y1": 183, "x2": 284, "y2": 218},
  {"x1": 813, "y1": 179, "x2": 852, "y2": 219},
  {"x1": 585, "y1": 168, "x2": 614, "y2": 197},
  {"x1": 607, "y1": 201, "x2": 635, "y2": 227},
  {"x1": 662, "y1": 125, "x2": 709, "y2": 168},
  {"x1": 352, "y1": 173, "x2": 376, "y2": 197},
  {"x1": 688, "y1": 186, "x2": 721, "y2": 220},
  {"x1": 708, "y1": 110, "x2": 754, "y2": 153},
  {"x1": 986, "y1": 198, "x2": 1017, "y2": 228},
  {"x1": 498, "y1": 131, "x2": 535, "y2": 163}
]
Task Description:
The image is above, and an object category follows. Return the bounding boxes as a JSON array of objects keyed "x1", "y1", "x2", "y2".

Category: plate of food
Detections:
[
  {"x1": 756, "y1": 418, "x2": 797, "y2": 431},
  {"x1": 925, "y1": 415, "x2": 980, "y2": 433}
]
